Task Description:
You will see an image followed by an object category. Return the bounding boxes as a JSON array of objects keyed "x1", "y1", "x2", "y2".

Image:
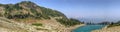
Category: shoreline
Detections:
[
  {"x1": 92, "y1": 25, "x2": 120, "y2": 32},
  {"x1": 92, "y1": 26, "x2": 120, "y2": 32},
  {"x1": 59, "y1": 24, "x2": 85, "y2": 32},
  {"x1": 92, "y1": 25, "x2": 107, "y2": 32},
  {"x1": 69, "y1": 24, "x2": 85, "y2": 32}
]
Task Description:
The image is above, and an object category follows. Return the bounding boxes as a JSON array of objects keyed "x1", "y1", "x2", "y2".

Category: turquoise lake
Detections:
[{"x1": 72, "y1": 25, "x2": 105, "y2": 32}]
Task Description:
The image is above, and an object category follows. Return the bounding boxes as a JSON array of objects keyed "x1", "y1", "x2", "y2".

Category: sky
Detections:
[{"x1": 0, "y1": 0, "x2": 120, "y2": 22}]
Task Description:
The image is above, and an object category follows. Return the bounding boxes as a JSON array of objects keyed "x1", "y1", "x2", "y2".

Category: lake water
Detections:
[{"x1": 72, "y1": 25, "x2": 105, "y2": 32}]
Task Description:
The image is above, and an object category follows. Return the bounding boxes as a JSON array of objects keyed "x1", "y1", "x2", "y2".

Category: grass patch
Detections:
[
  {"x1": 107, "y1": 23, "x2": 120, "y2": 28},
  {"x1": 36, "y1": 28, "x2": 48, "y2": 30},
  {"x1": 32, "y1": 23, "x2": 42, "y2": 26}
]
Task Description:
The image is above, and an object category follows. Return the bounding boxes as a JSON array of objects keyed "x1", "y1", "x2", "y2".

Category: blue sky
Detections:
[{"x1": 0, "y1": 0, "x2": 120, "y2": 19}]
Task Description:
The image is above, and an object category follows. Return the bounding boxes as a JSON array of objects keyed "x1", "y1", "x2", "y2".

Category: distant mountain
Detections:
[{"x1": 77, "y1": 17, "x2": 120, "y2": 23}]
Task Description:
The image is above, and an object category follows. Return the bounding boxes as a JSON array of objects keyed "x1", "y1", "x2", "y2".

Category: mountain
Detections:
[
  {"x1": 78, "y1": 17, "x2": 119, "y2": 23},
  {"x1": 0, "y1": 1, "x2": 83, "y2": 32},
  {"x1": 0, "y1": 1, "x2": 67, "y2": 19}
]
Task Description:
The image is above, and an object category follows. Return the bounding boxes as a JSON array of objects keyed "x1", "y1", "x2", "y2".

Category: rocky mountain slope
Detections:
[
  {"x1": 0, "y1": 1, "x2": 83, "y2": 32},
  {"x1": 92, "y1": 21, "x2": 120, "y2": 32}
]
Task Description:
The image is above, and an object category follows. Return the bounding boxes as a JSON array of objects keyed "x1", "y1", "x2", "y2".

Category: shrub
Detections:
[
  {"x1": 56, "y1": 18, "x2": 82, "y2": 26},
  {"x1": 32, "y1": 23, "x2": 42, "y2": 26}
]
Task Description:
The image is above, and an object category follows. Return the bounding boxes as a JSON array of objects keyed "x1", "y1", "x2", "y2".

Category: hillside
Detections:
[
  {"x1": 0, "y1": 1, "x2": 83, "y2": 32},
  {"x1": 92, "y1": 21, "x2": 120, "y2": 32}
]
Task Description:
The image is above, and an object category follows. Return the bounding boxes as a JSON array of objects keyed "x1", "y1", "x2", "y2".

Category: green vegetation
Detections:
[
  {"x1": 107, "y1": 21, "x2": 120, "y2": 28},
  {"x1": 0, "y1": 1, "x2": 83, "y2": 27},
  {"x1": 6, "y1": 14, "x2": 31, "y2": 19},
  {"x1": 56, "y1": 18, "x2": 82, "y2": 26},
  {"x1": 0, "y1": 4, "x2": 4, "y2": 6},
  {"x1": 39, "y1": 6, "x2": 67, "y2": 18},
  {"x1": 14, "y1": 4, "x2": 23, "y2": 10},
  {"x1": 4, "y1": 4, "x2": 23, "y2": 11},
  {"x1": 4, "y1": 5, "x2": 14, "y2": 11},
  {"x1": 2, "y1": 2, "x2": 66, "y2": 19},
  {"x1": 32, "y1": 23, "x2": 43, "y2": 26}
]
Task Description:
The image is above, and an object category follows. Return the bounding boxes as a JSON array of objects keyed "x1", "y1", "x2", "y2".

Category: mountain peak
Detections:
[
  {"x1": 20, "y1": 1, "x2": 33, "y2": 3},
  {"x1": 17, "y1": 1, "x2": 36, "y2": 5}
]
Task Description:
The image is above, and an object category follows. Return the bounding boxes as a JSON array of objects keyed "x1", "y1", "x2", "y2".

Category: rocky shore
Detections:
[{"x1": 92, "y1": 26, "x2": 120, "y2": 32}]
